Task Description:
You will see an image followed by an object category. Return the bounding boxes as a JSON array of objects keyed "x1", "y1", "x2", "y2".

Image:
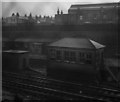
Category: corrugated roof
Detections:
[{"x1": 48, "y1": 38, "x2": 105, "y2": 49}]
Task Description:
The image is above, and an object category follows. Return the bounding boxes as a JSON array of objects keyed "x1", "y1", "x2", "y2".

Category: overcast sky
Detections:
[{"x1": 2, "y1": 0, "x2": 119, "y2": 17}]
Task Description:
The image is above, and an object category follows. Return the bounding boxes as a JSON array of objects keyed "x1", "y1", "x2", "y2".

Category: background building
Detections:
[
  {"x1": 55, "y1": 2, "x2": 119, "y2": 25},
  {"x1": 2, "y1": 13, "x2": 55, "y2": 25},
  {"x1": 3, "y1": 13, "x2": 29, "y2": 25}
]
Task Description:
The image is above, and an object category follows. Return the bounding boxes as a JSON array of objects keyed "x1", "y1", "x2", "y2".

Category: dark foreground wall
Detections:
[
  {"x1": 2, "y1": 24, "x2": 118, "y2": 31},
  {"x1": 47, "y1": 61, "x2": 99, "y2": 84}
]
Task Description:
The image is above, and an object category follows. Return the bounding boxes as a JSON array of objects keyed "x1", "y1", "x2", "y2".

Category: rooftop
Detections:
[
  {"x1": 6, "y1": 16, "x2": 28, "y2": 20},
  {"x1": 3, "y1": 50, "x2": 29, "y2": 54},
  {"x1": 69, "y1": 2, "x2": 119, "y2": 10},
  {"x1": 48, "y1": 38, "x2": 105, "y2": 49}
]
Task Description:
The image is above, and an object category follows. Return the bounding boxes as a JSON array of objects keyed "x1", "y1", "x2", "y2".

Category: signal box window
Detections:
[
  {"x1": 50, "y1": 49, "x2": 56, "y2": 60},
  {"x1": 80, "y1": 16, "x2": 83, "y2": 20},
  {"x1": 56, "y1": 50, "x2": 62, "y2": 60},
  {"x1": 70, "y1": 51, "x2": 76, "y2": 62},
  {"x1": 79, "y1": 52, "x2": 85, "y2": 64},
  {"x1": 86, "y1": 53, "x2": 92, "y2": 64},
  {"x1": 64, "y1": 51, "x2": 69, "y2": 61},
  {"x1": 86, "y1": 53, "x2": 92, "y2": 59}
]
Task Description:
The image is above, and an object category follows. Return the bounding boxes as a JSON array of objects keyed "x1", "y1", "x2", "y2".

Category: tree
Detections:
[
  {"x1": 39, "y1": 15, "x2": 41, "y2": 18},
  {"x1": 61, "y1": 10, "x2": 63, "y2": 14},
  {"x1": 16, "y1": 12, "x2": 20, "y2": 17},
  {"x1": 24, "y1": 14, "x2": 27, "y2": 17},
  {"x1": 35, "y1": 15, "x2": 38, "y2": 19},
  {"x1": 44, "y1": 15, "x2": 46, "y2": 18},
  {"x1": 12, "y1": 13, "x2": 15, "y2": 16},
  {"x1": 57, "y1": 8, "x2": 60, "y2": 15},
  {"x1": 29, "y1": 13, "x2": 32, "y2": 18}
]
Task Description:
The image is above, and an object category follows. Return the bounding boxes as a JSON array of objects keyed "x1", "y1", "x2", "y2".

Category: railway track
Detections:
[
  {"x1": 3, "y1": 81, "x2": 63, "y2": 100},
  {"x1": 3, "y1": 71, "x2": 120, "y2": 101},
  {"x1": 3, "y1": 79, "x2": 105, "y2": 101}
]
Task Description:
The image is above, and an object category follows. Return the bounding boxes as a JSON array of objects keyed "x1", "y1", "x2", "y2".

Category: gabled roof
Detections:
[{"x1": 48, "y1": 38, "x2": 105, "y2": 49}]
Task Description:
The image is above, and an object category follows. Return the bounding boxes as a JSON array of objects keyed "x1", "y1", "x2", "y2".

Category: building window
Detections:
[
  {"x1": 24, "y1": 43, "x2": 28, "y2": 48},
  {"x1": 86, "y1": 59, "x2": 92, "y2": 64},
  {"x1": 80, "y1": 16, "x2": 83, "y2": 20},
  {"x1": 56, "y1": 50, "x2": 62, "y2": 60},
  {"x1": 79, "y1": 52, "x2": 92, "y2": 64},
  {"x1": 86, "y1": 53, "x2": 92, "y2": 64},
  {"x1": 86, "y1": 53, "x2": 92, "y2": 59},
  {"x1": 64, "y1": 51, "x2": 69, "y2": 61},
  {"x1": 50, "y1": 49, "x2": 56, "y2": 60},
  {"x1": 79, "y1": 52, "x2": 84, "y2": 59},
  {"x1": 34, "y1": 44, "x2": 41, "y2": 49},
  {"x1": 63, "y1": 50, "x2": 76, "y2": 63},
  {"x1": 79, "y1": 52, "x2": 85, "y2": 64},
  {"x1": 70, "y1": 51, "x2": 76, "y2": 62},
  {"x1": 23, "y1": 58, "x2": 26, "y2": 68},
  {"x1": 103, "y1": 15, "x2": 107, "y2": 19}
]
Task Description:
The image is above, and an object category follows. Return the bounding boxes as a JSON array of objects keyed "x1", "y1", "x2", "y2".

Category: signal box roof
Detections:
[{"x1": 48, "y1": 38, "x2": 105, "y2": 49}]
